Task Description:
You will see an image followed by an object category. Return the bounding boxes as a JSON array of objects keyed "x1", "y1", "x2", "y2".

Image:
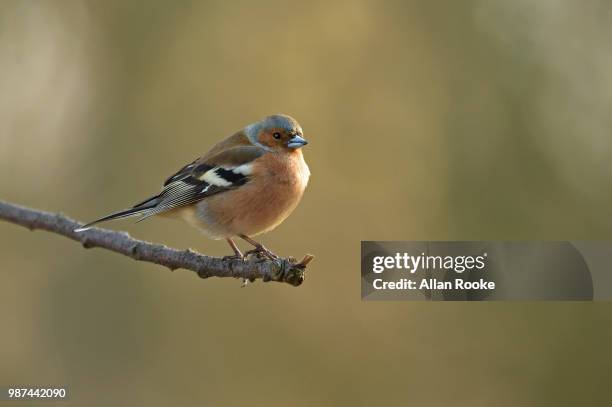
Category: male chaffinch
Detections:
[{"x1": 76, "y1": 114, "x2": 310, "y2": 259}]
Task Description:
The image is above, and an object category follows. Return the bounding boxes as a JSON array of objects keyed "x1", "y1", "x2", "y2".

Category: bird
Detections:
[{"x1": 75, "y1": 114, "x2": 310, "y2": 260}]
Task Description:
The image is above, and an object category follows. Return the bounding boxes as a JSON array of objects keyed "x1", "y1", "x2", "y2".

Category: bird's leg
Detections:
[
  {"x1": 239, "y1": 234, "x2": 278, "y2": 260},
  {"x1": 224, "y1": 237, "x2": 253, "y2": 286},
  {"x1": 223, "y1": 237, "x2": 244, "y2": 261}
]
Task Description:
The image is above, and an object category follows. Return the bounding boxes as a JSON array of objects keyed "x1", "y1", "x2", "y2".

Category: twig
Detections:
[{"x1": 0, "y1": 200, "x2": 313, "y2": 286}]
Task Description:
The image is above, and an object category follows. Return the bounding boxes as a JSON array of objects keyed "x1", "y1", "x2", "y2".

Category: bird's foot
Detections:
[
  {"x1": 222, "y1": 254, "x2": 245, "y2": 262},
  {"x1": 244, "y1": 244, "x2": 278, "y2": 261}
]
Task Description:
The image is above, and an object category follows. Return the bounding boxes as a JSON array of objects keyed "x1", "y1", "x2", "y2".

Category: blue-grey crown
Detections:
[
  {"x1": 245, "y1": 114, "x2": 302, "y2": 143},
  {"x1": 262, "y1": 114, "x2": 302, "y2": 134}
]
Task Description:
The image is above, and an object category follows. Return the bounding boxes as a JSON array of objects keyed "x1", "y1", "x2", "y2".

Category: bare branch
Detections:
[{"x1": 0, "y1": 200, "x2": 312, "y2": 286}]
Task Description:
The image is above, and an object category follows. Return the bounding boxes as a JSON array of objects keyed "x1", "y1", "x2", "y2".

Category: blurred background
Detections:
[{"x1": 1, "y1": 0, "x2": 611, "y2": 405}]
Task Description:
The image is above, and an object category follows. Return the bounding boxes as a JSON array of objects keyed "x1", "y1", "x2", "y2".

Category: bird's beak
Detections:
[{"x1": 287, "y1": 135, "x2": 308, "y2": 149}]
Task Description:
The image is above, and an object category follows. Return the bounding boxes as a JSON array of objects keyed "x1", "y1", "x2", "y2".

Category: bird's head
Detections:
[{"x1": 245, "y1": 114, "x2": 308, "y2": 152}]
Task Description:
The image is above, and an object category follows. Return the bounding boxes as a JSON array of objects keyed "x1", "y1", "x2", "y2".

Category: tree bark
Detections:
[{"x1": 0, "y1": 200, "x2": 313, "y2": 286}]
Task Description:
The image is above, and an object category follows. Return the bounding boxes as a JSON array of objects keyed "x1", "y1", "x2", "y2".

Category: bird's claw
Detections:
[
  {"x1": 244, "y1": 245, "x2": 278, "y2": 260},
  {"x1": 222, "y1": 254, "x2": 243, "y2": 261}
]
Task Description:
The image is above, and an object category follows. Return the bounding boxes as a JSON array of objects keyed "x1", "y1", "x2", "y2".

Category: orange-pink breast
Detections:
[{"x1": 189, "y1": 151, "x2": 310, "y2": 238}]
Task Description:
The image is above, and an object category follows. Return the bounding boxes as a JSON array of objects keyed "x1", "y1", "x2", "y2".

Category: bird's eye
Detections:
[{"x1": 272, "y1": 132, "x2": 281, "y2": 140}]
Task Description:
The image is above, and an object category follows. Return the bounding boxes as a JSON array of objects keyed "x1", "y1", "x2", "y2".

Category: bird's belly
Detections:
[{"x1": 193, "y1": 178, "x2": 306, "y2": 238}]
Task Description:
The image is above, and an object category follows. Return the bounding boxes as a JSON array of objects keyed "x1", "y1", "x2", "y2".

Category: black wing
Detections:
[
  {"x1": 75, "y1": 146, "x2": 264, "y2": 230},
  {"x1": 135, "y1": 146, "x2": 264, "y2": 221}
]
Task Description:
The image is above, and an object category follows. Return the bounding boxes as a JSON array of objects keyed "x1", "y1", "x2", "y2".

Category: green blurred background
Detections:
[{"x1": 1, "y1": 1, "x2": 611, "y2": 405}]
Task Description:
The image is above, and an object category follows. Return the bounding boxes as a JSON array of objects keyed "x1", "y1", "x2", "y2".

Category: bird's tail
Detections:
[{"x1": 74, "y1": 196, "x2": 159, "y2": 232}]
